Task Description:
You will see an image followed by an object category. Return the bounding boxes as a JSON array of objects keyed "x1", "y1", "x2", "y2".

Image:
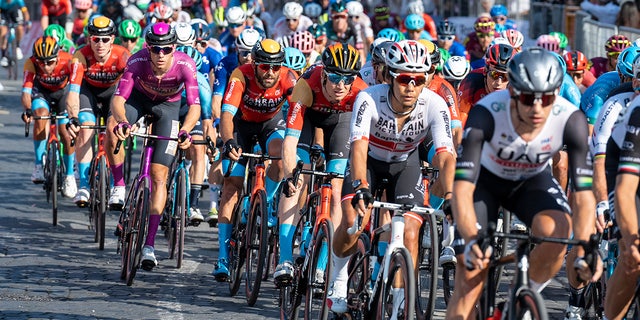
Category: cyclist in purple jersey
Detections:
[{"x1": 106, "y1": 23, "x2": 201, "y2": 271}]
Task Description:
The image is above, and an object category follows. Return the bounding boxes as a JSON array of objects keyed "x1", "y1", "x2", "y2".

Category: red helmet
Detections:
[
  {"x1": 288, "y1": 31, "x2": 315, "y2": 54},
  {"x1": 605, "y1": 34, "x2": 631, "y2": 53},
  {"x1": 564, "y1": 50, "x2": 588, "y2": 71},
  {"x1": 501, "y1": 29, "x2": 524, "y2": 49},
  {"x1": 474, "y1": 16, "x2": 495, "y2": 34},
  {"x1": 485, "y1": 43, "x2": 514, "y2": 72}
]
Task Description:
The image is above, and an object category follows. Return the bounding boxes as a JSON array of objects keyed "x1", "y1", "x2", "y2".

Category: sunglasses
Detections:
[
  {"x1": 91, "y1": 36, "x2": 112, "y2": 44},
  {"x1": 493, "y1": 16, "x2": 506, "y2": 22},
  {"x1": 37, "y1": 58, "x2": 57, "y2": 66},
  {"x1": 389, "y1": 71, "x2": 427, "y2": 86},
  {"x1": 476, "y1": 32, "x2": 493, "y2": 39},
  {"x1": 332, "y1": 14, "x2": 348, "y2": 20},
  {"x1": 286, "y1": 18, "x2": 298, "y2": 22},
  {"x1": 228, "y1": 23, "x2": 243, "y2": 29},
  {"x1": 150, "y1": 45, "x2": 174, "y2": 55},
  {"x1": 325, "y1": 71, "x2": 356, "y2": 85},
  {"x1": 257, "y1": 63, "x2": 281, "y2": 72},
  {"x1": 438, "y1": 35, "x2": 455, "y2": 41},
  {"x1": 349, "y1": 15, "x2": 359, "y2": 19},
  {"x1": 570, "y1": 71, "x2": 585, "y2": 78},
  {"x1": 197, "y1": 40, "x2": 208, "y2": 47},
  {"x1": 487, "y1": 70, "x2": 508, "y2": 81},
  {"x1": 121, "y1": 37, "x2": 137, "y2": 43},
  {"x1": 517, "y1": 91, "x2": 556, "y2": 106},
  {"x1": 238, "y1": 50, "x2": 252, "y2": 57}
]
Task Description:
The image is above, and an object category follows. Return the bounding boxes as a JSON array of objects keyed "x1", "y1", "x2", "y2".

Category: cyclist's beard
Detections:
[{"x1": 257, "y1": 72, "x2": 279, "y2": 89}]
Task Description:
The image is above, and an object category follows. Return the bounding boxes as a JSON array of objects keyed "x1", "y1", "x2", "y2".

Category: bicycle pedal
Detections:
[
  {"x1": 214, "y1": 274, "x2": 229, "y2": 282},
  {"x1": 189, "y1": 220, "x2": 202, "y2": 227},
  {"x1": 207, "y1": 220, "x2": 218, "y2": 228}
]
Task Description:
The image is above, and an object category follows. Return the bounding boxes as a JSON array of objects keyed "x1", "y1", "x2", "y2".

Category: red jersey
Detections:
[
  {"x1": 70, "y1": 44, "x2": 130, "y2": 89},
  {"x1": 222, "y1": 63, "x2": 298, "y2": 122},
  {"x1": 286, "y1": 65, "x2": 368, "y2": 133},
  {"x1": 23, "y1": 51, "x2": 74, "y2": 92},
  {"x1": 428, "y1": 74, "x2": 461, "y2": 126},
  {"x1": 41, "y1": 0, "x2": 72, "y2": 17},
  {"x1": 457, "y1": 68, "x2": 488, "y2": 127}
]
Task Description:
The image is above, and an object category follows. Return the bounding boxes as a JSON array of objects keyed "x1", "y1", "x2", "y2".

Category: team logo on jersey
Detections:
[
  {"x1": 490, "y1": 102, "x2": 506, "y2": 112},
  {"x1": 354, "y1": 101, "x2": 367, "y2": 127},
  {"x1": 552, "y1": 104, "x2": 566, "y2": 116}
]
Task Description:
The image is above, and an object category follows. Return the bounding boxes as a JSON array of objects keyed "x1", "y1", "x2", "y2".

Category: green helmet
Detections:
[
  {"x1": 549, "y1": 31, "x2": 568, "y2": 49},
  {"x1": 214, "y1": 7, "x2": 227, "y2": 28},
  {"x1": 44, "y1": 24, "x2": 68, "y2": 43},
  {"x1": 118, "y1": 19, "x2": 142, "y2": 39}
]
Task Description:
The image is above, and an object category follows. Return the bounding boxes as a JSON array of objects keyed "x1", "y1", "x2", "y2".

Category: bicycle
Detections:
[
  {"x1": 416, "y1": 166, "x2": 440, "y2": 318},
  {"x1": 26, "y1": 112, "x2": 68, "y2": 226},
  {"x1": 163, "y1": 137, "x2": 214, "y2": 269},
  {"x1": 279, "y1": 145, "x2": 342, "y2": 320},
  {"x1": 582, "y1": 213, "x2": 615, "y2": 319},
  {"x1": 474, "y1": 222, "x2": 600, "y2": 320},
  {"x1": 3, "y1": 21, "x2": 20, "y2": 80}
]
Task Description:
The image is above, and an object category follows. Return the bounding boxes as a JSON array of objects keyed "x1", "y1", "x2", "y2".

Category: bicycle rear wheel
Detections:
[
  {"x1": 245, "y1": 189, "x2": 268, "y2": 306},
  {"x1": 583, "y1": 278, "x2": 604, "y2": 319},
  {"x1": 97, "y1": 157, "x2": 108, "y2": 250},
  {"x1": 510, "y1": 287, "x2": 548, "y2": 320},
  {"x1": 125, "y1": 180, "x2": 150, "y2": 286},
  {"x1": 304, "y1": 219, "x2": 334, "y2": 320},
  {"x1": 416, "y1": 214, "x2": 439, "y2": 319},
  {"x1": 49, "y1": 142, "x2": 59, "y2": 226},
  {"x1": 229, "y1": 195, "x2": 248, "y2": 296},
  {"x1": 377, "y1": 247, "x2": 416, "y2": 320},
  {"x1": 442, "y1": 263, "x2": 456, "y2": 306}
]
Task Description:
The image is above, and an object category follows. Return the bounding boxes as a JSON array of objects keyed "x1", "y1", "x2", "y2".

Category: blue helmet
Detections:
[
  {"x1": 377, "y1": 28, "x2": 404, "y2": 42},
  {"x1": 284, "y1": 47, "x2": 307, "y2": 71},
  {"x1": 404, "y1": 13, "x2": 425, "y2": 31},
  {"x1": 617, "y1": 46, "x2": 640, "y2": 78},
  {"x1": 550, "y1": 51, "x2": 567, "y2": 74},
  {"x1": 176, "y1": 45, "x2": 203, "y2": 71},
  {"x1": 490, "y1": 4, "x2": 508, "y2": 17}
]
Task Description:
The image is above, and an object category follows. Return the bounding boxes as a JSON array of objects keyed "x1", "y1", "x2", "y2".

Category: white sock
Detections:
[
  {"x1": 210, "y1": 185, "x2": 220, "y2": 210},
  {"x1": 330, "y1": 251, "x2": 350, "y2": 297}
]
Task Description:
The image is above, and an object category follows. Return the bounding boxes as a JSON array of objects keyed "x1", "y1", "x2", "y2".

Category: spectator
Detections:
[
  {"x1": 580, "y1": 0, "x2": 620, "y2": 24},
  {"x1": 616, "y1": 0, "x2": 640, "y2": 28}
]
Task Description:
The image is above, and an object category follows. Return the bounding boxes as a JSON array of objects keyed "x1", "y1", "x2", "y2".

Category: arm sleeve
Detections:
[
  {"x1": 22, "y1": 59, "x2": 36, "y2": 93},
  {"x1": 617, "y1": 107, "x2": 640, "y2": 176},
  {"x1": 221, "y1": 68, "x2": 246, "y2": 116},
  {"x1": 455, "y1": 106, "x2": 494, "y2": 183},
  {"x1": 350, "y1": 90, "x2": 374, "y2": 143},
  {"x1": 41, "y1": 1, "x2": 48, "y2": 15},
  {"x1": 591, "y1": 95, "x2": 626, "y2": 158},
  {"x1": 285, "y1": 79, "x2": 313, "y2": 139},
  {"x1": 564, "y1": 111, "x2": 593, "y2": 191},
  {"x1": 69, "y1": 52, "x2": 87, "y2": 89}
]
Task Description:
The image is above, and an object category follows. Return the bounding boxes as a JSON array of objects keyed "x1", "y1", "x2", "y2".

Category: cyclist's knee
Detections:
[
  {"x1": 32, "y1": 98, "x2": 50, "y2": 113},
  {"x1": 78, "y1": 111, "x2": 96, "y2": 125}
]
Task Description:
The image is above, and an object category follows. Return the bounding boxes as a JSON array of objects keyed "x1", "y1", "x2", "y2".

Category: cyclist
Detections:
[
  {"x1": 40, "y1": 0, "x2": 71, "y2": 30},
  {"x1": 213, "y1": 39, "x2": 297, "y2": 281},
  {"x1": 115, "y1": 19, "x2": 143, "y2": 54},
  {"x1": 501, "y1": 29, "x2": 524, "y2": 53},
  {"x1": 287, "y1": 30, "x2": 315, "y2": 69},
  {"x1": 191, "y1": 20, "x2": 221, "y2": 85},
  {"x1": 307, "y1": 23, "x2": 327, "y2": 65},
  {"x1": 218, "y1": 6, "x2": 246, "y2": 56},
  {"x1": 345, "y1": 0, "x2": 373, "y2": 56},
  {"x1": 106, "y1": 22, "x2": 201, "y2": 270},
  {"x1": 436, "y1": 19, "x2": 467, "y2": 59},
  {"x1": 371, "y1": 4, "x2": 400, "y2": 35},
  {"x1": 536, "y1": 34, "x2": 561, "y2": 54},
  {"x1": 98, "y1": 0, "x2": 124, "y2": 25},
  {"x1": 0, "y1": 0, "x2": 30, "y2": 65},
  {"x1": 322, "y1": 0, "x2": 365, "y2": 64},
  {"x1": 465, "y1": 16, "x2": 496, "y2": 70},
  {"x1": 276, "y1": 43, "x2": 367, "y2": 285},
  {"x1": 22, "y1": 36, "x2": 75, "y2": 187},
  {"x1": 404, "y1": 0, "x2": 436, "y2": 39},
  {"x1": 271, "y1": 1, "x2": 312, "y2": 42},
  {"x1": 403, "y1": 13, "x2": 431, "y2": 41},
  {"x1": 44, "y1": 24, "x2": 76, "y2": 54},
  {"x1": 359, "y1": 38, "x2": 392, "y2": 86},
  {"x1": 590, "y1": 34, "x2": 631, "y2": 79},
  {"x1": 603, "y1": 55, "x2": 640, "y2": 320},
  {"x1": 71, "y1": 0, "x2": 91, "y2": 42},
  {"x1": 550, "y1": 31, "x2": 569, "y2": 55},
  {"x1": 489, "y1": 4, "x2": 516, "y2": 32},
  {"x1": 65, "y1": 16, "x2": 130, "y2": 207},
  {"x1": 445, "y1": 47, "x2": 602, "y2": 319},
  {"x1": 283, "y1": 46, "x2": 306, "y2": 76},
  {"x1": 328, "y1": 40, "x2": 456, "y2": 314},
  {"x1": 564, "y1": 50, "x2": 593, "y2": 93}
]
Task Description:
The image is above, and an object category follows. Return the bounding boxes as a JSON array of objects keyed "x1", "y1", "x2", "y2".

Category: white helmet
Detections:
[
  {"x1": 386, "y1": 40, "x2": 431, "y2": 73},
  {"x1": 283, "y1": 2, "x2": 303, "y2": 20},
  {"x1": 633, "y1": 52, "x2": 640, "y2": 78},
  {"x1": 304, "y1": 2, "x2": 322, "y2": 19},
  {"x1": 235, "y1": 28, "x2": 262, "y2": 51},
  {"x1": 167, "y1": 0, "x2": 182, "y2": 10},
  {"x1": 153, "y1": 4, "x2": 174, "y2": 20},
  {"x1": 174, "y1": 22, "x2": 196, "y2": 45},
  {"x1": 226, "y1": 6, "x2": 247, "y2": 24},
  {"x1": 443, "y1": 56, "x2": 471, "y2": 81},
  {"x1": 407, "y1": 0, "x2": 424, "y2": 15},
  {"x1": 491, "y1": 36, "x2": 511, "y2": 47},
  {"x1": 346, "y1": 1, "x2": 364, "y2": 16}
]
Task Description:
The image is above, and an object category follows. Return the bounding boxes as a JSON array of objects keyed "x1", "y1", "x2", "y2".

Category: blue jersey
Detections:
[
  {"x1": 200, "y1": 47, "x2": 222, "y2": 82},
  {"x1": 219, "y1": 30, "x2": 237, "y2": 57},
  {"x1": 494, "y1": 20, "x2": 517, "y2": 33},
  {"x1": 560, "y1": 73, "x2": 581, "y2": 107},
  {"x1": 448, "y1": 41, "x2": 466, "y2": 58},
  {"x1": 1, "y1": 0, "x2": 25, "y2": 10},
  {"x1": 580, "y1": 71, "x2": 620, "y2": 125},
  {"x1": 213, "y1": 54, "x2": 239, "y2": 97},
  {"x1": 182, "y1": 72, "x2": 212, "y2": 120},
  {"x1": 470, "y1": 57, "x2": 486, "y2": 70}
]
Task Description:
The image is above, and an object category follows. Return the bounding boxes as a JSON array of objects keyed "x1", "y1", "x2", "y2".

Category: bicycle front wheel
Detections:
[
  {"x1": 347, "y1": 232, "x2": 371, "y2": 318},
  {"x1": 49, "y1": 142, "x2": 59, "y2": 226},
  {"x1": 304, "y1": 219, "x2": 334, "y2": 320},
  {"x1": 125, "y1": 180, "x2": 151, "y2": 286},
  {"x1": 509, "y1": 287, "x2": 548, "y2": 320},
  {"x1": 97, "y1": 157, "x2": 108, "y2": 250},
  {"x1": 377, "y1": 247, "x2": 416, "y2": 320},
  {"x1": 229, "y1": 195, "x2": 248, "y2": 296},
  {"x1": 245, "y1": 189, "x2": 268, "y2": 306},
  {"x1": 416, "y1": 214, "x2": 439, "y2": 319},
  {"x1": 175, "y1": 169, "x2": 187, "y2": 269}
]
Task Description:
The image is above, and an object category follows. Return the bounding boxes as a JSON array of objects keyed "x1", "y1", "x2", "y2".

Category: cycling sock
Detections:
[
  {"x1": 63, "y1": 153, "x2": 75, "y2": 176},
  {"x1": 34, "y1": 140, "x2": 46, "y2": 165},
  {"x1": 265, "y1": 176, "x2": 279, "y2": 207},
  {"x1": 372, "y1": 241, "x2": 388, "y2": 282},
  {"x1": 429, "y1": 194, "x2": 444, "y2": 209},
  {"x1": 209, "y1": 184, "x2": 220, "y2": 210},
  {"x1": 330, "y1": 252, "x2": 350, "y2": 295},
  {"x1": 568, "y1": 285, "x2": 586, "y2": 308},
  {"x1": 145, "y1": 214, "x2": 161, "y2": 247},
  {"x1": 190, "y1": 184, "x2": 201, "y2": 208},
  {"x1": 278, "y1": 223, "x2": 296, "y2": 264},
  {"x1": 78, "y1": 162, "x2": 91, "y2": 189},
  {"x1": 111, "y1": 163, "x2": 125, "y2": 186},
  {"x1": 218, "y1": 223, "x2": 232, "y2": 260}
]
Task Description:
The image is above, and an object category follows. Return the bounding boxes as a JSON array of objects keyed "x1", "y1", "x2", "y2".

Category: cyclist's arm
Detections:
[
  {"x1": 181, "y1": 62, "x2": 202, "y2": 133},
  {"x1": 66, "y1": 53, "x2": 87, "y2": 118},
  {"x1": 20, "y1": 4, "x2": 30, "y2": 22},
  {"x1": 564, "y1": 111, "x2": 596, "y2": 253},
  {"x1": 591, "y1": 96, "x2": 626, "y2": 203},
  {"x1": 40, "y1": 2, "x2": 49, "y2": 29},
  {"x1": 283, "y1": 79, "x2": 312, "y2": 177},
  {"x1": 349, "y1": 91, "x2": 374, "y2": 187},
  {"x1": 110, "y1": 95, "x2": 127, "y2": 123},
  {"x1": 21, "y1": 59, "x2": 37, "y2": 110},
  {"x1": 219, "y1": 68, "x2": 245, "y2": 142},
  {"x1": 615, "y1": 107, "x2": 640, "y2": 243}
]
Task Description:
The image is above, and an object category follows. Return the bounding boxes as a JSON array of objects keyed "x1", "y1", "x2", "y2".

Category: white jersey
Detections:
[
  {"x1": 270, "y1": 15, "x2": 314, "y2": 41},
  {"x1": 590, "y1": 91, "x2": 635, "y2": 158},
  {"x1": 610, "y1": 93, "x2": 640, "y2": 149},
  {"x1": 476, "y1": 90, "x2": 578, "y2": 180},
  {"x1": 351, "y1": 84, "x2": 455, "y2": 162},
  {"x1": 359, "y1": 61, "x2": 376, "y2": 86}
]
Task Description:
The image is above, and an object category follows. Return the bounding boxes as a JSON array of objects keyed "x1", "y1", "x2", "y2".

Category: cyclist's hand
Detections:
[
  {"x1": 574, "y1": 253, "x2": 603, "y2": 282},
  {"x1": 441, "y1": 199, "x2": 453, "y2": 219},
  {"x1": 21, "y1": 108, "x2": 32, "y2": 123},
  {"x1": 113, "y1": 121, "x2": 131, "y2": 141},
  {"x1": 595, "y1": 201, "x2": 610, "y2": 234},
  {"x1": 620, "y1": 237, "x2": 640, "y2": 274},
  {"x1": 463, "y1": 238, "x2": 492, "y2": 270},
  {"x1": 351, "y1": 187, "x2": 373, "y2": 217},
  {"x1": 178, "y1": 129, "x2": 192, "y2": 150},
  {"x1": 66, "y1": 117, "x2": 80, "y2": 139},
  {"x1": 223, "y1": 139, "x2": 242, "y2": 161}
]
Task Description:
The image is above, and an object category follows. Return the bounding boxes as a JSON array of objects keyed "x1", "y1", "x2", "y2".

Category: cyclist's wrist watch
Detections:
[{"x1": 352, "y1": 179, "x2": 368, "y2": 190}]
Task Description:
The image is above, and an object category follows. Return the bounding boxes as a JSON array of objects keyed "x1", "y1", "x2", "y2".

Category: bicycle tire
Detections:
[
  {"x1": 492, "y1": 210, "x2": 511, "y2": 293},
  {"x1": 125, "y1": 180, "x2": 151, "y2": 286},
  {"x1": 229, "y1": 195, "x2": 248, "y2": 296},
  {"x1": 377, "y1": 247, "x2": 416, "y2": 320},
  {"x1": 119, "y1": 184, "x2": 137, "y2": 281},
  {"x1": 416, "y1": 214, "x2": 439, "y2": 319},
  {"x1": 124, "y1": 138, "x2": 134, "y2": 184},
  {"x1": 304, "y1": 219, "x2": 334, "y2": 320},
  {"x1": 176, "y1": 169, "x2": 187, "y2": 269},
  {"x1": 97, "y1": 157, "x2": 108, "y2": 250},
  {"x1": 88, "y1": 158, "x2": 99, "y2": 241},
  {"x1": 583, "y1": 278, "x2": 604, "y2": 319},
  {"x1": 280, "y1": 283, "x2": 300, "y2": 320},
  {"x1": 245, "y1": 189, "x2": 268, "y2": 306},
  {"x1": 442, "y1": 263, "x2": 456, "y2": 306},
  {"x1": 509, "y1": 287, "x2": 548, "y2": 320},
  {"x1": 166, "y1": 173, "x2": 177, "y2": 260},
  {"x1": 347, "y1": 232, "x2": 371, "y2": 318},
  {"x1": 263, "y1": 224, "x2": 279, "y2": 281},
  {"x1": 50, "y1": 142, "x2": 59, "y2": 226}
]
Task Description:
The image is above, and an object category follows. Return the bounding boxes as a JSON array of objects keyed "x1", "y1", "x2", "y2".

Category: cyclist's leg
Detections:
[
  {"x1": 207, "y1": 136, "x2": 223, "y2": 222},
  {"x1": 50, "y1": 89, "x2": 76, "y2": 197},
  {"x1": 0, "y1": 13, "x2": 7, "y2": 54},
  {"x1": 74, "y1": 86, "x2": 98, "y2": 201},
  {"x1": 324, "y1": 112, "x2": 350, "y2": 229},
  {"x1": 31, "y1": 97, "x2": 50, "y2": 182},
  {"x1": 187, "y1": 119, "x2": 206, "y2": 222},
  {"x1": 262, "y1": 115, "x2": 285, "y2": 206},
  {"x1": 604, "y1": 237, "x2": 640, "y2": 319},
  {"x1": 12, "y1": 8, "x2": 24, "y2": 47}
]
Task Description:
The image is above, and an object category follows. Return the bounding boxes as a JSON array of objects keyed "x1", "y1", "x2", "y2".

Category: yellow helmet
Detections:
[
  {"x1": 33, "y1": 36, "x2": 60, "y2": 60},
  {"x1": 321, "y1": 42, "x2": 361, "y2": 75}
]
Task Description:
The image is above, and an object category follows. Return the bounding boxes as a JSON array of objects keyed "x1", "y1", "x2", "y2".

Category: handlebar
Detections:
[
  {"x1": 347, "y1": 201, "x2": 443, "y2": 235},
  {"x1": 24, "y1": 115, "x2": 69, "y2": 138},
  {"x1": 115, "y1": 131, "x2": 180, "y2": 154},
  {"x1": 223, "y1": 151, "x2": 281, "y2": 178},
  {"x1": 70, "y1": 125, "x2": 107, "y2": 147}
]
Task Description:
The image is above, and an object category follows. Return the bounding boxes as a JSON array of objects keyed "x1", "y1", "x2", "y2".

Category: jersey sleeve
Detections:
[
  {"x1": 564, "y1": 111, "x2": 593, "y2": 191},
  {"x1": 455, "y1": 106, "x2": 495, "y2": 183},
  {"x1": 197, "y1": 73, "x2": 212, "y2": 119},
  {"x1": 350, "y1": 90, "x2": 375, "y2": 143},
  {"x1": 285, "y1": 78, "x2": 313, "y2": 139},
  {"x1": 22, "y1": 59, "x2": 37, "y2": 94},
  {"x1": 182, "y1": 60, "x2": 201, "y2": 106},
  {"x1": 69, "y1": 51, "x2": 87, "y2": 92},
  {"x1": 428, "y1": 95, "x2": 455, "y2": 156},
  {"x1": 221, "y1": 68, "x2": 246, "y2": 116},
  {"x1": 40, "y1": 1, "x2": 49, "y2": 15},
  {"x1": 438, "y1": 80, "x2": 462, "y2": 129},
  {"x1": 617, "y1": 107, "x2": 640, "y2": 176},
  {"x1": 213, "y1": 60, "x2": 228, "y2": 96},
  {"x1": 560, "y1": 74, "x2": 581, "y2": 107},
  {"x1": 590, "y1": 94, "x2": 627, "y2": 159},
  {"x1": 114, "y1": 62, "x2": 136, "y2": 100}
]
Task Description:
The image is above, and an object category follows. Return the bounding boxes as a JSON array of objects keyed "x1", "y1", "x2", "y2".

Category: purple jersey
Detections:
[{"x1": 115, "y1": 49, "x2": 200, "y2": 106}]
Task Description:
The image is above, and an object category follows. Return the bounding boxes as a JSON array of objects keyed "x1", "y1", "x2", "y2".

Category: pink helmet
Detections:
[
  {"x1": 605, "y1": 34, "x2": 631, "y2": 53},
  {"x1": 288, "y1": 31, "x2": 315, "y2": 54},
  {"x1": 74, "y1": 0, "x2": 92, "y2": 10},
  {"x1": 474, "y1": 16, "x2": 495, "y2": 34},
  {"x1": 536, "y1": 34, "x2": 560, "y2": 53}
]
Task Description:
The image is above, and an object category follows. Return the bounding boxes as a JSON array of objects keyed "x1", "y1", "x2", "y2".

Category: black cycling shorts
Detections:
[
  {"x1": 0, "y1": 7, "x2": 24, "y2": 25},
  {"x1": 32, "y1": 83, "x2": 67, "y2": 114},
  {"x1": 231, "y1": 112, "x2": 285, "y2": 168},
  {"x1": 298, "y1": 109, "x2": 351, "y2": 173},
  {"x1": 78, "y1": 83, "x2": 116, "y2": 122},
  {"x1": 179, "y1": 100, "x2": 204, "y2": 136}
]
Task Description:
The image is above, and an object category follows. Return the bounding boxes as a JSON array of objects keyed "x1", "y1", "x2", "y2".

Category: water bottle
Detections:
[
  {"x1": 300, "y1": 222, "x2": 312, "y2": 257},
  {"x1": 240, "y1": 196, "x2": 250, "y2": 225}
]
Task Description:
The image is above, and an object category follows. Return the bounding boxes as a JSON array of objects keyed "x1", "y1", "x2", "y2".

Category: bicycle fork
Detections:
[{"x1": 369, "y1": 215, "x2": 406, "y2": 313}]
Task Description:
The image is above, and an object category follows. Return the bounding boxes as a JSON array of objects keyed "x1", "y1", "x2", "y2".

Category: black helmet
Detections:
[
  {"x1": 87, "y1": 16, "x2": 116, "y2": 36},
  {"x1": 322, "y1": 42, "x2": 361, "y2": 75},
  {"x1": 437, "y1": 19, "x2": 456, "y2": 36},
  {"x1": 252, "y1": 39, "x2": 285, "y2": 64},
  {"x1": 145, "y1": 22, "x2": 177, "y2": 46},
  {"x1": 508, "y1": 47, "x2": 563, "y2": 93}
]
